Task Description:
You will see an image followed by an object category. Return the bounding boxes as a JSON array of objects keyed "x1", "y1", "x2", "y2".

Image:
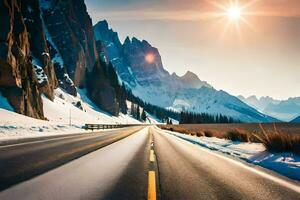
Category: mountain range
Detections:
[
  {"x1": 238, "y1": 95, "x2": 300, "y2": 121},
  {"x1": 93, "y1": 20, "x2": 277, "y2": 123},
  {"x1": 0, "y1": 0, "x2": 279, "y2": 123},
  {"x1": 291, "y1": 116, "x2": 300, "y2": 123}
]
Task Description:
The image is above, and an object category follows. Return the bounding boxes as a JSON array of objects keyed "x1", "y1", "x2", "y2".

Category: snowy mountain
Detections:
[
  {"x1": 94, "y1": 20, "x2": 277, "y2": 123},
  {"x1": 291, "y1": 116, "x2": 300, "y2": 123},
  {"x1": 238, "y1": 95, "x2": 300, "y2": 121}
]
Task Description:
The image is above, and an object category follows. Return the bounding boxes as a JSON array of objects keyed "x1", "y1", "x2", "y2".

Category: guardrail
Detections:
[{"x1": 83, "y1": 124, "x2": 145, "y2": 130}]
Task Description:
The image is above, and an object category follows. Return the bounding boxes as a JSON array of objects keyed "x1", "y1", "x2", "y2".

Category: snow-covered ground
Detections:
[
  {"x1": 0, "y1": 88, "x2": 143, "y2": 141},
  {"x1": 159, "y1": 127, "x2": 300, "y2": 181}
]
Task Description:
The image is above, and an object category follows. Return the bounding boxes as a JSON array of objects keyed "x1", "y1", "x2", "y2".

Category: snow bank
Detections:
[
  {"x1": 159, "y1": 127, "x2": 300, "y2": 181},
  {"x1": 0, "y1": 108, "x2": 85, "y2": 141},
  {"x1": 43, "y1": 88, "x2": 140, "y2": 125},
  {"x1": 0, "y1": 88, "x2": 140, "y2": 141}
]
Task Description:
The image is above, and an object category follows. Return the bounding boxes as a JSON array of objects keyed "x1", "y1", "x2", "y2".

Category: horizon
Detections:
[{"x1": 85, "y1": 0, "x2": 300, "y2": 100}]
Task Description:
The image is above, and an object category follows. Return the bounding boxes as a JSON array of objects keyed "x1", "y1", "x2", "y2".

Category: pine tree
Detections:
[
  {"x1": 131, "y1": 102, "x2": 135, "y2": 117},
  {"x1": 141, "y1": 109, "x2": 147, "y2": 121},
  {"x1": 136, "y1": 105, "x2": 141, "y2": 120}
]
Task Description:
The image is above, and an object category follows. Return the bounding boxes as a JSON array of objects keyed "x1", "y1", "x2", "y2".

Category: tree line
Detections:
[{"x1": 179, "y1": 111, "x2": 238, "y2": 124}]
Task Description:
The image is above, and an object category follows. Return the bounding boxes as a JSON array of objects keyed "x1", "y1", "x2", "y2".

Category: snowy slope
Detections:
[
  {"x1": 291, "y1": 116, "x2": 300, "y2": 123},
  {"x1": 0, "y1": 89, "x2": 141, "y2": 140}
]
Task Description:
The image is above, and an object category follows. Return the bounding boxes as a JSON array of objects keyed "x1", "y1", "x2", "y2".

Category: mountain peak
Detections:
[
  {"x1": 124, "y1": 36, "x2": 131, "y2": 44},
  {"x1": 178, "y1": 71, "x2": 212, "y2": 89},
  {"x1": 247, "y1": 95, "x2": 258, "y2": 101},
  {"x1": 95, "y1": 20, "x2": 109, "y2": 30},
  {"x1": 171, "y1": 72, "x2": 179, "y2": 77},
  {"x1": 181, "y1": 71, "x2": 199, "y2": 80},
  {"x1": 132, "y1": 37, "x2": 141, "y2": 43}
]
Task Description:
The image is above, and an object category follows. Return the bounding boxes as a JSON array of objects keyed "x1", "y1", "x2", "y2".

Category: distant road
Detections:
[{"x1": 0, "y1": 126, "x2": 300, "y2": 200}]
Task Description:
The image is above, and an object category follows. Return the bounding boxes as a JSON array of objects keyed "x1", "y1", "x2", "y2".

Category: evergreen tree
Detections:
[
  {"x1": 141, "y1": 109, "x2": 147, "y2": 121},
  {"x1": 136, "y1": 105, "x2": 141, "y2": 120},
  {"x1": 131, "y1": 102, "x2": 135, "y2": 117}
]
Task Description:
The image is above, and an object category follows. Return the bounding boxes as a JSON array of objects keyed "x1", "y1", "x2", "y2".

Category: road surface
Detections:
[
  {"x1": 0, "y1": 126, "x2": 299, "y2": 200},
  {"x1": 0, "y1": 126, "x2": 144, "y2": 190}
]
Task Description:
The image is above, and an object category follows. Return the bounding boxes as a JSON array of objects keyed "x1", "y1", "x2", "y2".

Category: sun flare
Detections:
[
  {"x1": 145, "y1": 53, "x2": 155, "y2": 64},
  {"x1": 227, "y1": 6, "x2": 241, "y2": 20}
]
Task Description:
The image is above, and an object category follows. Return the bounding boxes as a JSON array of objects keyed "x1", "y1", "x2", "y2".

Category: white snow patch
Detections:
[
  {"x1": 0, "y1": 88, "x2": 141, "y2": 141},
  {"x1": 32, "y1": 58, "x2": 48, "y2": 84}
]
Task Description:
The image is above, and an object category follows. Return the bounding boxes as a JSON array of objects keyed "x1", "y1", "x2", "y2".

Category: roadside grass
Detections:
[
  {"x1": 225, "y1": 129, "x2": 249, "y2": 142},
  {"x1": 204, "y1": 130, "x2": 214, "y2": 137},
  {"x1": 254, "y1": 124, "x2": 300, "y2": 155},
  {"x1": 159, "y1": 124, "x2": 300, "y2": 155}
]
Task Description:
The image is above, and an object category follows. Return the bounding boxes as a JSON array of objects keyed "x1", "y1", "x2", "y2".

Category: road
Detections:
[
  {"x1": 0, "y1": 126, "x2": 300, "y2": 199},
  {"x1": 0, "y1": 126, "x2": 144, "y2": 190}
]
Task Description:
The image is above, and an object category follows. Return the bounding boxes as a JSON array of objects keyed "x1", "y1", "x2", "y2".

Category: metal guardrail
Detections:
[{"x1": 83, "y1": 124, "x2": 145, "y2": 130}]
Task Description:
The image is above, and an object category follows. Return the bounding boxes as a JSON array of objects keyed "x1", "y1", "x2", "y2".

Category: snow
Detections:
[
  {"x1": 32, "y1": 58, "x2": 48, "y2": 84},
  {"x1": 0, "y1": 88, "x2": 141, "y2": 141},
  {"x1": 62, "y1": 73, "x2": 74, "y2": 86},
  {"x1": 0, "y1": 108, "x2": 84, "y2": 141},
  {"x1": 160, "y1": 127, "x2": 300, "y2": 181}
]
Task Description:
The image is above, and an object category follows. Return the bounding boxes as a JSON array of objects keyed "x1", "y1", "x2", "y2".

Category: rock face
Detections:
[
  {"x1": 94, "y1": 21, "x2": 136, "y2": 87},
  {"x1": 93, "y1": 20, "x2": 278, "y2": 122},
  {"x1": 21, "y1": 0, "x2": 58, "y2": 100},
  {"x1": 0, "y1": 0, "x2": 123, "y2": 118},
  {"x1": 0, "y1": 0, "x2": 45, "y2": 119},
  {"x1": 40, "y1": 0, "x2": 98, "y2": 92}
]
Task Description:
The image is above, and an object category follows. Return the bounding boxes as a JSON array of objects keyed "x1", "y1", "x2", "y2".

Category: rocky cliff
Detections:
[
  {"x1": 40, "y1": 0, "x2": 98, "y2": 93},
  {"x1": 0, "y1": 0, "x2": 45, "y2": 119},
  {"x1": 0, "y1": 0, "x2": 126, "y2": 118},
  {"x1": 21, "y1": 0, "x2": 58, "y2": 100}
]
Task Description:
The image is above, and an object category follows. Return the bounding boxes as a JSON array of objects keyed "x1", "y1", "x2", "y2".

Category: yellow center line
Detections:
[
  {"x1": 150, "y1": 149, "x2": 155, "y2": 162},
  {"x1": 148, "y1": 171, "x2": 156, "y2": 200}
]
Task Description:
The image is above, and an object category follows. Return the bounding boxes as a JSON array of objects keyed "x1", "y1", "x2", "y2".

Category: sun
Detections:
[{"x1": 227, "y1": 6, "x2": 242, "y2": 20}]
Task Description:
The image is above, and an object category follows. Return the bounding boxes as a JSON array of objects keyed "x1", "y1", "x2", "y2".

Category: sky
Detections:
[{"x1": 85, "y1": 0, "x2": 300, "y2": 100}]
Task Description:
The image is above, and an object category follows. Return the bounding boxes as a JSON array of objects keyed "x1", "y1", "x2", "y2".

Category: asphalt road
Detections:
[
  {"x1": 0, "y1": 126, "x2": 300, "y2": 200},
  {"x1": 0, "y1": 126, "x2": 144, "y2": 191},
  {"x1": 152, "y1": 127, "x2": 300, "y2": 200}
]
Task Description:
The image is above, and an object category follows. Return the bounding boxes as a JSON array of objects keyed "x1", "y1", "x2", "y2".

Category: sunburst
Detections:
[{"x1": 204, "y1": 0, "x2": 259, "y2": 39}]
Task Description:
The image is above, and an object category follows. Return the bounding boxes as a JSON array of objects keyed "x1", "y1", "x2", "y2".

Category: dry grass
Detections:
[
  {"x1": 254, "y1": 124, "x2": 300, "y2": 155},
  {"x1": 225, "y1": 129, "x2": 249, "y2": 142},
  {"x1": 159, "y1": 123, "x2": 300, "y2": 155},
  {"x1": 204, "y1": 130, "x2": 214, "y2": 137}
]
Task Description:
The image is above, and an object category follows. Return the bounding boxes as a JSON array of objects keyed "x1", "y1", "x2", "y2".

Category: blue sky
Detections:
[{"x1": 85, "y1": 0, "x2": 300, "y2": 100}]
